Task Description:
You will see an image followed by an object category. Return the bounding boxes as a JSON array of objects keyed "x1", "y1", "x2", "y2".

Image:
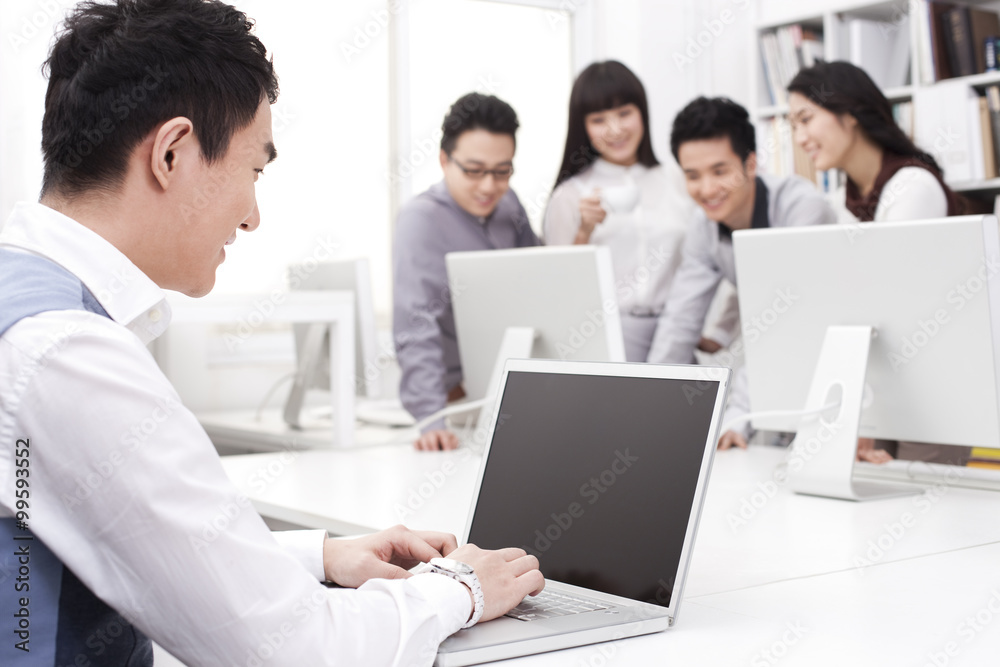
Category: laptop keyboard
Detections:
[{"x1": 505, "y1": 589, "x2": 609, "y2": 621}]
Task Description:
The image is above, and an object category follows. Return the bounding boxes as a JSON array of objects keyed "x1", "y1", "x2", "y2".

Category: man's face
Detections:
[
  {"x1": 439, "y1": 129, "x2": 514, "y2": 218},
  {"x1": 169, "y1": 100, "x2": 276, "y2": 297},
  {"x1": 677, "y1": 136, "x2": 756, "y2": 226}
]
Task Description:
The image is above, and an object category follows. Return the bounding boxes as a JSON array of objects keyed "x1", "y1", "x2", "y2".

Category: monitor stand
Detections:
[
  {"x1": 788, "y1": 325, "x2": 920, "y2": 501},
  {"x1": 283, "y1": 322, "x2": 329, "y2": 430}
]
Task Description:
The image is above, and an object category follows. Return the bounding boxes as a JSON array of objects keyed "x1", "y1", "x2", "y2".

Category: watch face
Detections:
[{"x1": 432, "y1": 557, "x2": 474, "y2": 575}]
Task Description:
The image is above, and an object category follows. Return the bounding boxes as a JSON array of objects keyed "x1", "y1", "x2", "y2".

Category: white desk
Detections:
[{"x1": 220, "y1": 444, "x2": 1000, "y2": 665}]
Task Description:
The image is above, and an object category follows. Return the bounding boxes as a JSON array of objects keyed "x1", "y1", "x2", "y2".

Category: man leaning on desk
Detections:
[
  {"x1": 0, "y1": 2, "x2": 543, "y2": 665},
  {"x1": 393, "y1": 93, "x2": 541, "y2": 452}
]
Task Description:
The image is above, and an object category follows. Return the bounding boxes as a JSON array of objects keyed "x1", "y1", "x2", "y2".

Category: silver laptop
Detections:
[{"x1": 434, "y1": 359, "x2": 731, "y2": 666}]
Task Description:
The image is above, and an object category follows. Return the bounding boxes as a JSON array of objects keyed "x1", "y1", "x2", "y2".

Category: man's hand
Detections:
[
  {"x1": 697, "y1": 337, "x2": 723, "y2": 353},
  {"x1": 323, "y1": 525, "x2": 459, "y2": 588},
  {"x1": 447, "y1": 544, "x2": 545, "y2": 623},
  {"x1": 414, "y1": 429, "x2": 459, "y2": 451},
  {"x1": 856, "y1": 437, "x2": 893, "y2": 464},
  {"x1": 717, "y1": 430, "x2": 747, "y2": 450},
  {"x1": 575, "y1": 191, "x2": 607, "y2": 244}
]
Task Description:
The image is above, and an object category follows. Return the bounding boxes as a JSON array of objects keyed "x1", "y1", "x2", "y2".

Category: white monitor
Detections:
[
  {"x1": 446, "y1": 245, "x2": 627, "y2": 403},
  {"x1": 733, "y1": 216, "x2": 1000, "y2": 499},
  {"x1": 284, "y1": 259, "x2": 380, "y2": 427}
]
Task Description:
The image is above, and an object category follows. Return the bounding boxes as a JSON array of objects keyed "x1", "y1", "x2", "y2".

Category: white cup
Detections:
[{"x1": 600, "y1": 183, "x2": 640, "y2": 214}]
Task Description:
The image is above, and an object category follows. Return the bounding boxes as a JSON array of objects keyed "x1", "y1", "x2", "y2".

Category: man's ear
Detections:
[
  {"x1": 150, "y1": 117, "x2": 196, "y2": 191},
  {"x1": 744, "y1": 152, "x2": 758, "y2": 180},
  {"x1": 440, "y1": 148, "x2": 450, "y2": 171}
]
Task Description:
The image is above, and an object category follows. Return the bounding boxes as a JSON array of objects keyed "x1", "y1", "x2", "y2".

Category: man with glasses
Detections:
[{"x1": 394, "y1": 93, "x2": 540, "y2": 451}]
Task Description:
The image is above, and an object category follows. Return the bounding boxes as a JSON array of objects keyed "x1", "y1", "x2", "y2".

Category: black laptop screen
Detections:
[{"x1": 467, "y1": 369, "x2": 720, "y2": 607}]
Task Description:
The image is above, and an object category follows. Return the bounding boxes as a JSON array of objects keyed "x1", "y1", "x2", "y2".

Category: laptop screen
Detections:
[{"x1": 467, "y1": 369, "x2": 720, "y2": 607}]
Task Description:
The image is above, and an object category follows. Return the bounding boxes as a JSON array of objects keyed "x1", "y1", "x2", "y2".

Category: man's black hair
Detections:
[
  {"x1": 41, "y1": 0, "x2": 279, "y2": 198},
  {"x1": 439, "y1": 93, "x2": 519, "y2": 155},
  {"x1": 669, "y1": 96, "x2": 755, "y2": 163}
]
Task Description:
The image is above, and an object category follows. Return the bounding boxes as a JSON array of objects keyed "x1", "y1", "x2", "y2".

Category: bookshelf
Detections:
[{"x1": 752, "y1": 0, "x2": 1000, "y2": 205}]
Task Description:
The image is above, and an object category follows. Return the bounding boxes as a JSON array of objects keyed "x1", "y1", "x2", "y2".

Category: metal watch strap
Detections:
[{"x1": 426, "y1": 559, "x2": 484, "y2": 629}]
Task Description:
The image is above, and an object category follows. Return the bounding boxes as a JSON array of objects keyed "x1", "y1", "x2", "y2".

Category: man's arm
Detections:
[
  {"x1": 646, "y1": 220, "x2": 724, "y2": 364},
  {"x1": 393, "y1": 208, "x2": 453, "y2": 434},
  {"x1": 1, "y1": 315, "x2": 473, "y2": 666}
]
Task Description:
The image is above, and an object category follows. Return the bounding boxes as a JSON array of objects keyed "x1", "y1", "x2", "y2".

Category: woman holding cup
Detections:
[{"x1": 544, "y1": 60, "x2": 732, "y2": 361}]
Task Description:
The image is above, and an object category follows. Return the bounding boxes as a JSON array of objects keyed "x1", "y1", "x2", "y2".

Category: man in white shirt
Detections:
[
  {"x1": 0, "y1": 2, "x2": 542, "y2": 666},
  {"x1": 646, "y1": 97, "x2": 836, "y2": 449}
]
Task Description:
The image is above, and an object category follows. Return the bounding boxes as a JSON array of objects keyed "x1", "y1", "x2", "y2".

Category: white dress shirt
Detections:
[
  {"x1": 0, "y1": 202, "x2": 470, "y2": 666},
  {"x1": 544, "y1": 159, "x2": 694, "y2": 314}
]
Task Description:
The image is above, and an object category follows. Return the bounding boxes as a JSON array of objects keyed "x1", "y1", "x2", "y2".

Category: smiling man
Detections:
[
  {"x1": 394, "y1": 93, "x2": 540, "y2": 451},
  {"x1": 0, "y1": 2, "x2": 542, "y2": 666},
  {"x1": 646, "y1": 96, "x2": 835, "y2": 449}
]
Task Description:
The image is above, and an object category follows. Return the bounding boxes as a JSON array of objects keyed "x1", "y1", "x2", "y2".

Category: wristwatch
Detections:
[{"x1": 423, "y1": 557, "x2": 485, "y2": 628}]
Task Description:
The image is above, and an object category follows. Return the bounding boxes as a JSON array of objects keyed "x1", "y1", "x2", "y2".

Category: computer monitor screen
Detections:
[
  {"x1": 289, "y1": 258, "x2": 380, "y2": 399},
  {"x1": 733, "y1": 215, "x2": 1000, "y2": 449},
  {"x1": 446, "y1": 246, "x2": 627, "y2": 401}
]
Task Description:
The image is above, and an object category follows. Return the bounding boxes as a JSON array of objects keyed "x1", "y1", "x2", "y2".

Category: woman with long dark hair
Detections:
[
  {"x1": 788, "y1": 60, "x2": 963, "y2": 223},
  {"x1": 790, "y1": 61, "x2": 970, "y2": 466},
  {"x1": 544, "y1": 61, "x2": 733, "y2": 362}
]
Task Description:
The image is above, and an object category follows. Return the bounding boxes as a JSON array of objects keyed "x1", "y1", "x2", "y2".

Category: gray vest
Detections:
[{"x1": 0, "y1": 248, "x2": 153, "y2": 666}]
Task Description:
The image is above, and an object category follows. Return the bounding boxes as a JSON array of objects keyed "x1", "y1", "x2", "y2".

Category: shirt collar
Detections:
[
  {"x1": 0, "y1": 202, "x2": 171, "y2": 343},
  {"x1": 718, "y1": 176, "x2": 769, "y2": 240}
]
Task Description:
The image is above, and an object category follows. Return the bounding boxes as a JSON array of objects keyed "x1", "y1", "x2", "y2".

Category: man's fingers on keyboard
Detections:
[
  {"x1": 496, "y1": 547, "x2": 528, "y2": 561},
  {"x1": 509, "y1": 554, "x2": 540, "y2": 577},
  {"x1": 519, "y1": 569, "x2": 545, "y2": 596}
]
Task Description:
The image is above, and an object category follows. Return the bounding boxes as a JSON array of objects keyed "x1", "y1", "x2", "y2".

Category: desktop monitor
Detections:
[
  {"x1": 733, "y1": 216, "x2": 1000, "y2": 499},
  {"x1": 446, "y1": 245, "x2": 627, "y2": 403},
  {"x1": 284, "y1": 258, "x2": 381, "y2": 428}
]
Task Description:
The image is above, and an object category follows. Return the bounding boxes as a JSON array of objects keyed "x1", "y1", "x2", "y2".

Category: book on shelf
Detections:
[
  {"x1": 844, "y1": 16, "x2": 911, "y2": 89},
  {"x1": 979, "y1": 96, "x2": 997, "y2": 180},
  {"x1": 914, "y1": 80, "x2": 981, "y2": 183},
  {"x1": 757, "y1": 116, "x2": 819, "y2": 186},
  {"x1": 920, "y1": 2, "x2": 1000, "y2": 82},
  {"x1": 759, "y1": 24, "x2": 824, "y2": 106},
  {"x1": 986, "y1": 86, "x2": 1000, "y2": 179}
]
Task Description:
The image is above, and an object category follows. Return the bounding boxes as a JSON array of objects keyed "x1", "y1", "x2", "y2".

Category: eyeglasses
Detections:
[{"x1": 448, "y1": 156, "x2": 514, "y2": 181}]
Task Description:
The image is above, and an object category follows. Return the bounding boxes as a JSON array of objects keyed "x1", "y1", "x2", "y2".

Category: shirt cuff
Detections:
[
  {"x1": 273, "y1": 529, "x2": 328, "y2": 581},
  {"x1": 409, "y1": 572, "x2": 474, "y2": 631}
]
